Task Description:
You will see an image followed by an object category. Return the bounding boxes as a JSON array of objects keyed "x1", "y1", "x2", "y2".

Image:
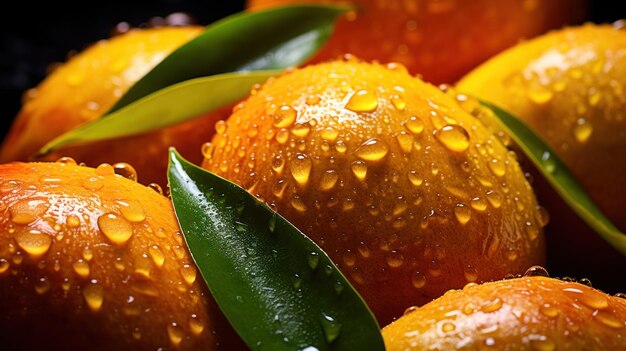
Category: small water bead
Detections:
[
  {"x1": 411, "y1": 271, "x2": 426, "y2": 289},
  {"x1": 116, "y1": 200, "x2": 146, "y2": 223},
  {"x1": 578, "y1": 278, "x2": 592, "y2": 287},
  {"x1": 96, "y1": 163, "x2": 115, "y2": 176},
  {"x1": 386, "y1": 250, "x2": 404, "y2": 268},
  {"x1": 167, "y1": 322, "x2": 185, "y2": 347},
  {"x1": 180, "y1": 264, "x2": 197, "y2": 286},
  {"x1": 350, "y1": 161, "x2": 368, "y2": 181},
  {"x1": 306, "y1": 94, "x2": 321, "y2": 106},
  {"x1": 290, "y1": 196, "x2": 307, "y2": 212},
  {"x1": 530, "y1": 335, "x2": 556, "y2": 351},
  {"x1": 113, "y1": 162, "x2": 138, "y2": 182},
  {"x1": 98, "y1": 213, "x2": 133, "y2": 246},
  {"x1": 35, "y1": 277, "x2": 51, "y2": 295},
  {"x1": 540, "y1": 304, "x2": 559, "y2": 318},
  {"x1": 0, "y1": 259, "x2": 9, "y2": 274},
  {"x1": 148, "y1": 183, "x2": 164, "y2": 195},
  {"x1": 82, "y1": 176, "x2": 104, "y2": 191},
  {"x1": 73, "y1": 260, "x2": 90, "y2": 279},
  {"x1": 441, "y1": 322, "x2": 456, "y2": 333},
  {"x1": 345, "y1": 89, "x2": 378, "y2": 113},
  {"x1": 10, "y1": 199, "x2": 48, "y2": 224},
  {"x1": 355, "y1": 138, "x2": 389, "y2": 161},
  {"x1": 290, "y1": 154, "x2": 312, "y2": 187},
  {"x1": 464, "y1": 265, "x2": 478, "y2": 282},
  {"x1": 470, "y1": 197, "x2": 487, "y2": 212},
  {"x1": 189, "y1": 314, "x2": 205, "y2": 336},
  {"x1": 342, "y1": 250, "x2": 356, "y2": 267},
  {"x1": 403, "y1": 116, "x2": 425, "y2": 135},
  {"x1": 488, "y1": 158, "x2": 507, "y2": 177},
  {"x1": 320, "y1": 127, "x2": 339, "y2": 141},
  {"x1": 15, "y1": 230, "x2": 52, "y2": 256},
  {"x1": 318, "y1": 170, "x2": 339, "y2": 191},
  {"x1": 407, "y1": 170, "x2": 423, "y2": 186},
  {"x1": 148, "y1": 245, "x2": 165, "y2": 268},
  {"x1": 291, "y1": 123, "x2": 310, "y2": 137},
  {"x1": 593, "y1": 310, "x2": 623, "y2": 328},
  {"x1": 56, "y1": 156, "x2": 77, "y2": 165},
  {"x1": 524, "y1": 265, "x2": 549, "y2": 277},
  {"x1": 83, "y1": 280, "x2": 104, "y2": 312},
  {"x1": 391, "y1": 94, "x2": 406, "y2": 110},
  {"x1": 541, "y1": 151, "x2": 556, "y2": 173},
  {"x1": 574, "y1": 118, "x2": 593, "y2": 143},
  {"x1": 486, "y1": 190, "x2": 503, "y2": 208},
  {"x1": 525, "y1": 222, "x2": 539, "y2": 241},
  {"x1": 66, "y1": 215, "x2": 81, "y2": 228},
  {"x1": 434, "y1": 125, "x2": 470, "y2": 152},
  {"x1": 134, "y1": 255, "x2": 153, "y2": 278},
  {"x1": 527, "y1": 82, "x2": 554, "y2": 105},
  {"x1": 536, "y1": 206, "x2": 550, "y2": 227},
  {"x1": 320, "y1": 313, "x2": 342, "y2": 343},
  {"x1": 481, "y1": 298, "x2": 503, "y2": 313},
  {"x1": 395, "y1": 131, "x2": 414, "y2": 153},
  {"x1": 215, "y1": 120, "x2": 226, "y2": 134},
  {"x1": 275, "y1": 129, "x2": 290, "y2": 144},
  {"x1": 454, "y1": 204, "x2": 472, "y2": 225},
  {"x1": 335, "y1": 140, "x2": 347, "y2": 153},
  {"x1": 273, "y1": 105, "x2": 297, "y2": 128},
  {"x1": 82, "y1": 247, "x2": 93, "y2": 261}
]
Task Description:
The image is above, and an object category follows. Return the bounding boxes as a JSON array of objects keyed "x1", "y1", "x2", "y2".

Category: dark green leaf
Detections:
[
  {"x1": 38, "y1": 70, "x2": 279, "y2": 155},
  {"x1": 167, "y1": 149, "x2": 384, "y2": 351},
  {"x1": 481, "y1": 101, "x2": 626, "y2": 255},
  {"x1": 110, "y1": 4, "x2": 350, "y2": 112}
]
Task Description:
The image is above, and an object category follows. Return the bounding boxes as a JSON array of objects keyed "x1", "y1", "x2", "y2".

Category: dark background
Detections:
[{"x1": 0, "y1": 0, "x2": 618, "y2": 138}]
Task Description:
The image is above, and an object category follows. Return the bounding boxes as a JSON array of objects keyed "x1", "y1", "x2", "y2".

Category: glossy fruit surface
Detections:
[
  {"x1": 202, "y1": 59, "x2": 546, "y2": 324},
  {"x1": 457, "y1": 23, "x2": 626, "y2": 290},
  {"x1": 383, "y1": 274, "x2": 626, "y2": 350},
  {"x1": 248, "y1": 0, "x2": 586, "y2": 83},
  {"x1": 0, "y1": 161, "x2": 245, "y2": 350},
  {"x1": 1, "y1": 26, "x2": 226, "y2": 187}
]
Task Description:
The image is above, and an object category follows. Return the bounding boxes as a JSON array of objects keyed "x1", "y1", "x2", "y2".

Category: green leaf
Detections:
[
  {"x1": 481, "y1": 101, "x2": 626, "y2": 256},
  {"x1": 167, "y1": 149, "x2": 384, "y2": 351},
  {"x1": 110, "y1": 4, "x2": 350, "y2": 112},
  {"x1": 38, "y1": 4, "x2": 349, "y2": 155},
  {"x1": 38, "y1": 70, "x2": 279, "y2": 155}
]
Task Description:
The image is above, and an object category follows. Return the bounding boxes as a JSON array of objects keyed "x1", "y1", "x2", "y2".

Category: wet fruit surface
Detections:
[
  {"x1": 458, "y1": 23, "x2": 626, "y2": 291},
  {"x1": 203, "y1": 59, "x2": 545, "y2": 324},
  {"x1": 0, "y1": 161, "x2": 244, "y2": 350},
  {"x1": 248, "y1": 0, "x2": 586, "y2": 84},
  {"x1": 383, "y1": 274, "x2": 626, "y2": 350},
  {"x1": 0, "y1": 27, "x2": 227, "y2": 187}
]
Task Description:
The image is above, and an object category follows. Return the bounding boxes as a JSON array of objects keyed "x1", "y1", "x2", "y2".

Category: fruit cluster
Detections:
[{"x1": 0, "y1": 1, "x2": 624, "y2": 350}]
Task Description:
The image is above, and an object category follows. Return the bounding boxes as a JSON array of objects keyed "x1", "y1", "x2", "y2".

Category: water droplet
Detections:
[
  {"x1": 134, "y1": 255, "x2": 153, "y2": 278},
  {"x1": 574, "y1": 118, "x2": 593, "y2": 143},
  {"x1": 391, "y1": 95, "x2": 406, "y2": 110},
  {"x1": 290, "y1": 154, "x2": 312, "y2": 187},
  {"x1": 73, "y1": 259, "x2": 90, "y2": 278},
  {"x1": 593, "y1": 310, "x2": 623, "y2": 328},
  {"x1": 528, "y1": 82, "x2": 554, "y2": 104},
  {"x1": 167, "y1": 322, "x2": 185, "y2": 347},
  {"x1": 98, "y1": 213, "x2": 133, "y2": 245},
  {"x1": 435, "y1": 125, "x2": 470, "y2": 152},
  {"x1": 411, "y1": 271, "x2": 426, "y2": 289},
  {"x1": 15, "y1": 230, "x2": 52, "y2": 256},
  {"x1": 530, "y1": 335, "x2": 556, "y2": 351},
  {"x1": 404, "y1": 116, "x2": 424, "y2": 134},
  {"x1": 355, "y1": 138, "x2": 388, "y2": 161},
  {"x1": 273, "y1": 105, "x2": 297, "y2": 128},
  {"x1": 536, "y1": 206, "x2": 550, "y2": 227},
  {"x1": 464, "y1": 265, "x2": 478, "y2": 282},
  {"x1": 345, "y1": 89, "x2": 378, "y2": 112},
  {"x1": 481, "y1": 298, "x2": 503, "y2": 313},
  {"x1": 318, "y1": 170, "x2": 338, "y2": 191},
  {"x1": 181, "y1": 316, "x2": 203, "y2": 339},
  {"x1": 524, "y1": 266, "x2": 549, "y2": 277},
  {"x1": 96, "y1": 163, "x2": 115, "y2": 176},
  {"x1": 148, "y1": 245, "x2": 165, "y2": 268},
  {"x1": 350, "y1": 161, "x2": 367, "y2": 181},
  {"x1": 148, "y1": 183, "x2": 164, "y2": 195},
  {"x1": 395, "y1": 132, "x2": 414, "y2": 153},
  {"x1": 454, "y1": 204, "x2": 471, "y2": 225},
  {"x1": 306, "y1": 95, "x2": 321, "y2": 106},
  {"x1": 83, "y1": 280, "x2": 104, "y2": 312},
  {"x1": 113, "y1": 162, "x2": 138, "y2": 182},
  {"x1": 541, "y1": 151, "x2": 556, "y2": 173},
  {"x1": 56, "y1": 156, "x2": 77, "y2": 165},
  {"x1": 82, "y1": 176, "x2": 104, "y2": 191},
  {"x1": 488, "y1": 159, "x2": 506, "y2": 177},
  {"x1": 116, "y1": 200, "x2": 146, "y2": 223},
  {"x1": 407, "y1": 170, "x2": 423, "y2": 186},
  {"x1": 10, "y1": 199, "x2": 48, "y2": 224},
  {"x1": 320, "y1": 313, "x2": 342, "y2": 343},
  {"x1": 540, "y1": 304, "x2": 559, "y2": 318},
  {"x1": 268, "y1": 214, "x2": 277, "y2": 233},
  {"x1": 342, "y1": 250, "x2": 356, "y2": 267},
  {"x1": 320, "y1": 128, "x2": 339, "y2": 141},
  {"x1": 307, "y1": 252, "x2": 319, "y2": 271},
  {"x1": 291, "y1": 123, "x2": 310, "y2": 137},
  {"x1": 180, "y1": 264, "x2": 197, "y2": 286},
  {"x1": 441, "y1": 322, "x2": 456, "y2": 333},
  {"x1": 386, "y1": 250, "x2": 404, "y2": 268},
  {"x1": 290, "y1": 196, "x2": 307, "y2": 212},
  {"x1": 35, "y1": 277, "x2": 51, "y2": 295},
  {"x1": 201, "y1": 142, "x2": 214, "y2": 160},
  {"x1": 0, "y1": 259, "x2": 9, "y2": 274},
  {"x1": 215, "y1": 120, "x2": 226, "y2": 134},
  {"x1": 486, "y1": 190, "x2": 503, "y2": 208}
]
